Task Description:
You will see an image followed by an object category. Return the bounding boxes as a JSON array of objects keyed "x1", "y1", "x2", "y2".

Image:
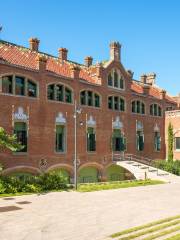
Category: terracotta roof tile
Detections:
[{"x1": 0, "y1": 41, "x2": 100, "y2": 84}]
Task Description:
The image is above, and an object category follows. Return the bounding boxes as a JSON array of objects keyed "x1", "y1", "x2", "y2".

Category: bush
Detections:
[
  {"x1": 37, "y1": 172, "x2": 68, "y2": 191},
  {"x1": 153, "y1": 160, "x2": 180, "y2": 176},
  {"x1": 22, "y1": 184, "x2": 41, "y2": 193},
  {"x1": 0, "y1": 172, "x2": 69, "y2": 195}
]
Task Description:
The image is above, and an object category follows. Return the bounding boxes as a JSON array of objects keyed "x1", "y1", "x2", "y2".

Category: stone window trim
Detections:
[
  {"x1": 154, "y1": 124, "x2": 161, "y2": 152},
  {"x1": 107, "y1": 68, "x2": 125, "y2": 91},
  {"x1": 108, "y1": 95, "x2": 126, "y2": 112},
  {"x1": 149, "y1": 103, "x2": 163, "y2": 117},
  {"x1": 131, "y1": 99, "x2": 146, "y2": 115},
  {"x1": 0, "y1": 73, "x2": 39, "y2": 98},
  {"x1": 46, "y1": 82, "x2": 74, "y2": 104},
  {"x1": 79, "y1": 89, "x2": 101, "y2": 108},
  {"x1": 55, "y1": 112, "x2": 67, "y2": 154}
]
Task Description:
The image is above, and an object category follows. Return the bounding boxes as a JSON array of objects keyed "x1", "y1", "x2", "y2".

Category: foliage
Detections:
[
  {"x1": 168, "y1": 122, "x2": 174, "y2": 162},
  {"x1": 0, "y1": 172, "x2": 70, "y2": 194},
  {"x1": 153, "y1": 160, "x2": 180, "y2": 176},
  {"x1": 0, "y1": 127, "x2": 23, "y2": 151},
  {"x1": 77, "y1": 179, "x2": 164, "y2": 192}
]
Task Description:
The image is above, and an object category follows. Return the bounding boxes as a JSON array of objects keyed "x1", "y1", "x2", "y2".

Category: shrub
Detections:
[
  {"x1": 22, "y1": 184, "x2": 41, "y2": 193},
  {"x1": 37, "y1": 172, "x2": 68, "y2": 191},
  {"x1": 0, "y1": 180, "x2": 5, "y2": 193},
  {"x1": 153, "y1": 160, "x2": 180, "y2": 176}
]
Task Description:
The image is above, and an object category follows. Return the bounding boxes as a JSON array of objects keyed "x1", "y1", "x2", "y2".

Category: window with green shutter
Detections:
[
  {"x1": 87, "y1": 127, "x2": 96, "y2": 152},
  {"x1": 14, "y1": 122, "x2": 27, "y2": 152},
  {"x1": 137, "y1": 131, "x2": 144, "y2": 151},
  {"x1": 56, "y1": 125, "x2": 65, "y2": 152},
  {"x1": 112, "y1": 129, "x2": 125, "y2": 151}
]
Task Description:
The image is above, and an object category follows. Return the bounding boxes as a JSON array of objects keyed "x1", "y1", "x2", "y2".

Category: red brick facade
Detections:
[{"x1": 0, "y1": 38, "x2": 178, "y2": 180}]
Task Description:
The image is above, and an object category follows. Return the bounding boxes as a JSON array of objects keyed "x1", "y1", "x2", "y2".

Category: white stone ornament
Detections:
[
  {"x1": 154, "y1": 123, "x2": 160, "y2": 132},
  {"x1": 113, "y1": 116, "x2": 123, "y2": 129},
  {"x1": 13, "y1": 107, "x2": 28, "y2": 121},
  {"x1": 136, "y1": 121, "x2": 143, "y2": 130},
  {"x1": 87, "y1": 115, "x2": 96, "y2": 127},
  {"x1": 56, "y1": 112, "x2": 66, "y2": 124}
]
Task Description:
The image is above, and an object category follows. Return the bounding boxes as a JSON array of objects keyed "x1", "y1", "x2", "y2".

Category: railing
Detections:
[
  {"x1": 112, "y1": 153, "x2": 153, "y2": 166},
  {"x1": 166, "y1": 110, "x2": 180, "y2": 118}
]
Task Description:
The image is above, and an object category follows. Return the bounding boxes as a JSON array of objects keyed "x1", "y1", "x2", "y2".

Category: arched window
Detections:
[
  {"x1": 1, "y1": 75, "x2": 37, "y2": 98},
  {"x1": 108, "y1": 96, "x2": 125, "y2": 112},
  {"x1": 47, "y1": 84, "x2": 72, "y2": 103},
  {"x1": 107, "y1": 69, "x2": 125, "y2": 90},
  {"x1": 150, "y1": 104, "x2": 162, "y2": 117},
  {"x1": 14, "y1": 122, "x2": 27, "y2": 152},
  {"x1": 132, "y1": 100, "x2": 145, "y2": 114},
  {"x1": 80, "y1": 90, "x2": 100, "y2": 108}
]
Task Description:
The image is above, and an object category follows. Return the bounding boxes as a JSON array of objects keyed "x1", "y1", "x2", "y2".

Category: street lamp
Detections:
[{"x1": 73, "y1": 100, "x2": 82, "y2": 190}]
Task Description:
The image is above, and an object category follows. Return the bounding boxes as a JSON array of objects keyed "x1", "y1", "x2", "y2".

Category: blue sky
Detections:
[{"x1": 0, "y1": 0, "x2": 179, "y2": 96}]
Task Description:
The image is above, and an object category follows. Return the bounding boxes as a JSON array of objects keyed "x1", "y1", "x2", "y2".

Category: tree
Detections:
[
  {"x1": 168, "y1": 122, "x2": 174, "y2": 162},
  {"x1": 0, "y1": 127, "x2": 22, "y2": 152}
]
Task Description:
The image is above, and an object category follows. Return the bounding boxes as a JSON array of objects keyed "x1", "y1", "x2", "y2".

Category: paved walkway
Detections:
[{"x1": 0, "y1": 181, "x2": 180, "y2": 240}]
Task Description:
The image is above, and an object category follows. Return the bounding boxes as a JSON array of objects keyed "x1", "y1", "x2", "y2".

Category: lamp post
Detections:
[{"x1": 73, "y1": 100, "x2": 82, "y2": 190}]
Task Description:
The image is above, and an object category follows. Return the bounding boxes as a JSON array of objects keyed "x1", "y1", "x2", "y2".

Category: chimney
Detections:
[
  {"x1": 70, "y1": 65, "x2": 80, "y2": 79},
  {"x1": 84, "y1": 56, "x2": 93, "y2": 67},
  {"x1": 36, "y1": 55, "x2": 47, "y2": 72},
  {"x1": 127, "y1": 69, "x2": 134, "y2": 78},
  {"x1": 29, "y1": 38, "x2": 40, "y2": 51},
  {"x1": 110, "y1": 41, "x2": 121, "y2": 61},
  {"x1": 146, "y1": 73, "x2": 156, "y2": 85},
  {"x1": 96, "y1": 62, "x2": 103, "y2": 79},
  {"x1": 159, "y1": 89, "x2": 166, "y2": 99},
  {"x1": 58, "y1": 48, "x2": 68, "y2": 61},
  {"x1": 143, "y1": 85, "x2": 150, "y2": 95},
  {"x1": 140, "y1": 74, "x2": 147, "y2": 84}
]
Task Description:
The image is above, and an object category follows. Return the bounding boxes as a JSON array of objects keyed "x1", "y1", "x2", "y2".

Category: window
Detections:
[
  {"x1": 136, "y1": 131, "x2": 144, "y2": 151},
  {"x1": 114, "y1": 96, "x2": 119, "y2": 110},
  {"x1": 27, "y1": 80, "x2": 37, "y2": 97},
  {"x1": 108, "y1": 73, "x2": 113, "y2": 86},
  {"x1": 108, "y1": 96, "x2": 125, "y2": 112},
  {"x1": 14, "y1": 122, "x2": 27, "y2": 152},
  {"x1": 94, "y1": 94, "x2": 100, "y2": 107},
  {"x1": 107, "y1": 69, "x2": 124, "y2": 90},
  {"x1": 65, "y1": 87, "x2": 72, "y2": 103},
  {"x1": 80, "y1": 91, "x2": 86, "y2": 105},
  {"x1": 114, "y1": 71, "x2": 118, "y2": 88},
  {"x1": 150, "y1": 104, "x2": 162, "y2": 117},
  {"x1": 15, "y1": 76, "x2": 25, "y2": 96},
  {"x1": 47, "y1": 84, "x2": 55, "y2": 100},
  {"x1": 80, "y1": 90, "x2": 100, "y2": 108},
  {"x1": 108, "y1": 96, "x2": 113, "y2": 109},
  {"x1": 56, "y1": 85, "x2": 64, "y2": 101},
  {"x1": 87, "y1": 91, "x2": 93, "y2": 106},
  {"x1": 56, "y1": 125, "x2": 65, "y2": 152},
  {"x1": 175, "y1": 137, "x2": 180, "y2": 150},
  {"x1": 87, "y1": 127, "x2": 96, "y2": 152},
  {"x1": 47, "y1": 84, "x2": 72, "y2": 103},
  {"x1": 1, "y1": 75, "x2": 38, "y2": 98},
  {"x1": 2, "y1": 76, "x2": 13, "y2": 94},
  {"x1": 112, "y1": 129, "x2": 125, "y2": 151},
  {"x1": 154, "y1": 132, "x2": 161, "y2": 151},
  {"x1": 132, "y1": 101, "x2": 145, "y2": 114}
]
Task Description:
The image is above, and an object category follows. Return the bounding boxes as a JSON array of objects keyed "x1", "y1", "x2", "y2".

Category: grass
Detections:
[
  {"x1": 77, "y1": 179, "x2": 164, "y2": 192},
  {"x1": 110, "y1": 215, "x2": 180, "y2": 238},
  {"x1": 166, "y1": 233, "x2": 180, "y2": 240},
  {"x1": 110, "y1": 215, "x2": 180, "y2": 240},
  {"x1": 116, "y1": 219, "x2": 180, "y2": 240}
]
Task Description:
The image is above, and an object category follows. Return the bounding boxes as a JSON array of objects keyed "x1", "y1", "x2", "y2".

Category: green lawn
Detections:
[
  {"x1": 77, "y1": 179, "x2": 164, "y2": 192},
  {"x1": 109, "y1": 215, "x2": 180, "y2": 240}
]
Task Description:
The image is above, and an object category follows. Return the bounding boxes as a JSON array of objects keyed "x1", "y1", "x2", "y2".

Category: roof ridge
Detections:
[{"x1": 0, "y1": 39, "x2": 84, "y2": 67}]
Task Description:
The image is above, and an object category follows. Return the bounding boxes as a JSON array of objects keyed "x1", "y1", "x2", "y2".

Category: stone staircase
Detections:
[{"x1": 112, "y1": 154, "x2": 180, "y2": 183}]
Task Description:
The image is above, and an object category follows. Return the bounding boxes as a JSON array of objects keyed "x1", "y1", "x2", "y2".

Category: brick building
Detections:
[{"x1": 0, "y1": 38, "x2": 178, "y2": 182}]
